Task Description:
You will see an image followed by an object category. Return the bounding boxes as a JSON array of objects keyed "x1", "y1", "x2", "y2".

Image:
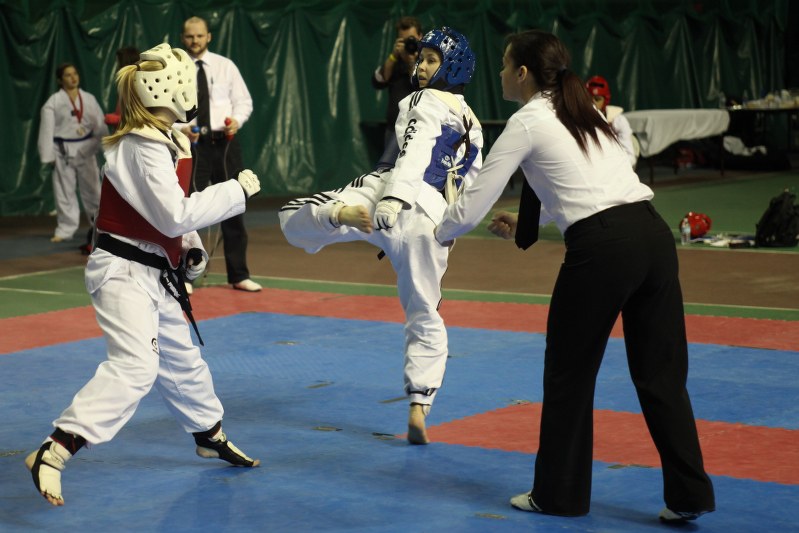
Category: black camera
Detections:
[{"x1": 403, "y1": 36, "x2": 419, "y2": 54}]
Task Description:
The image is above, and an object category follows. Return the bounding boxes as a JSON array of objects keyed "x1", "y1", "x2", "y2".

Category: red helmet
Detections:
[
  {"x1": 680, "y1": 212, "x2": 712, "y2": 238},
  {"x1": 586, "y1": 75, "x2": 611, "y2": 106}
]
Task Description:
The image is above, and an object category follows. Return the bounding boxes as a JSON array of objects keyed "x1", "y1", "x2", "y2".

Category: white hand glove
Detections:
[
  {"x1": 373, "y1": 198, "x2": 403, "y2": 230},
  {"x1": 183, "y1": 248, "x2": 207, "y2": 281},
  {"x1": 237, "y1": 169, "x2": 261, "y2": 199}
]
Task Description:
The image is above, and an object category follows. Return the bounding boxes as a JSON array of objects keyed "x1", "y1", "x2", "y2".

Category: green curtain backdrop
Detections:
[{"x1": 0, "y1": 0, "x2": 791, "y2": 215}]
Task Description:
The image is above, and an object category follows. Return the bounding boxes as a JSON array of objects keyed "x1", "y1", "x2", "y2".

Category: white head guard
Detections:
[{"x1": 134, "y1": 43, "x2": 198, "y2": 122}]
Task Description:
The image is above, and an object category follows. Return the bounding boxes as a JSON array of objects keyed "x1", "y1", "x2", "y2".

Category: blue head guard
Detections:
[{"x1": 412, "y1": 27, "x2": 475, "y2": 90}]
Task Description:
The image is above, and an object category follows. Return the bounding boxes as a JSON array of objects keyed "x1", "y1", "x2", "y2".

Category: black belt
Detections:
[
  {"x1": 564, "y1": 201, "x2": 656, "y2": 243},
  {"x1": 54, "y1": 132, "x2": 93, "y2": 143},
  {"x1": 95, "y1": 233, "x2": 204, "y2": 345}
]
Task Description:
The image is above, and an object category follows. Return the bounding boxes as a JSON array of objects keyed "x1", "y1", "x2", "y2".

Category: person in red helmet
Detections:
[{"x1": 586, "y1": 75, "x2": 638, "y2": 168}]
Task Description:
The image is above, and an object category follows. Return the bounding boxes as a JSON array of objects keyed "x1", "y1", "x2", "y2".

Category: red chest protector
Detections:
[{"x1": 96, "y1": 157, "x2": 193, "y2": 269}]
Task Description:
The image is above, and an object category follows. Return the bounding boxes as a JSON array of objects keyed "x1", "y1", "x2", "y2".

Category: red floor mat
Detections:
[
  {"x1": 2, "y1": 287, "x2": 797, "y2": 354},
  {"x1": 424, "y1": 402, "x2": 799, "y2": 485}
]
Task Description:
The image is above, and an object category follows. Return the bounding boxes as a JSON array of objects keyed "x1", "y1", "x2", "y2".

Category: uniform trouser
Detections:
[
  {"x1": 55, "y1": 267, "x2": 223, "y2": 444},
  {"x1": 191, "y1": 137, "x2": 250, "y2": 284},
  {"x1": 52, "y1": 152, "x2": 100, "y2": 240},
  {"x1": 279, "y1": 171, "x2": 449, "y2": 406},
  {"x1": 530, "y1": 201, "x2": 715, "y2": 516}
]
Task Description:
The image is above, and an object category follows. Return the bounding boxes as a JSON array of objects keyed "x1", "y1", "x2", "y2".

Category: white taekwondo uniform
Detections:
[
  {"x1": 37, "y1": 88, "x2": 107, "y2": 240},
  {"x1": 54, "y1": 124, "x2": 247, "y2": 444},
  {"x1": 279, "y1": 88, "x2": 483, "y2": 407}
]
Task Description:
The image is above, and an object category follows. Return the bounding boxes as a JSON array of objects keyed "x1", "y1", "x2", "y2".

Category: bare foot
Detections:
[
  {"x1": 338, "y1": 205, "x2": 373, "y2": 233},
  {"x1": 407, "y1": 403, "x2": 430, "y2": 445}
]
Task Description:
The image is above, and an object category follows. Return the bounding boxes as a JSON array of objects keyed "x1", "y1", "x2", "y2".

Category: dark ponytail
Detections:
[{"x1": 505, "y1": 30, "x2": 618, "y2": 155}]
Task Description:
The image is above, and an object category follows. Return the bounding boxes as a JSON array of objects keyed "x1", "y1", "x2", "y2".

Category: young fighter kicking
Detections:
[{"x1": 280, "y1": 27, "x2": 482, "y2": 444}]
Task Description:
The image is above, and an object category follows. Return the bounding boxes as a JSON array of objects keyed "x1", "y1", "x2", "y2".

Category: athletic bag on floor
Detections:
[{"x1": 755, "y1": 190, "x2": 799, "y2": 247}]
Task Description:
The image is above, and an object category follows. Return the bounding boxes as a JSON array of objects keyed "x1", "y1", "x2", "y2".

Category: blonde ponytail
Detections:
[{"x1": 103, "y1": 62, "x2": 173, "y2": 147}]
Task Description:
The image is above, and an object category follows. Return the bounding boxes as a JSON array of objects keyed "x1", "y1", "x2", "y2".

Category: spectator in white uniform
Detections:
[{"x1": 37, "y1": 62, "x2": 107, "y2": 245}]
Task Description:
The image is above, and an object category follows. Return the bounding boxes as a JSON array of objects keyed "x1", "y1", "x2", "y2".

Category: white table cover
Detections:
[{"x1": 623, "y1": 109, "x2": 730, "y2": 157}]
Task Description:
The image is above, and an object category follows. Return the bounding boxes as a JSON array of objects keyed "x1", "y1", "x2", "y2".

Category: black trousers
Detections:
[
  {"x1": 531, "y1": 201, "x2": 715, "y2": 516},
  {"x1": 191, "y1": 135, "x2": 250, "y2": 284}
]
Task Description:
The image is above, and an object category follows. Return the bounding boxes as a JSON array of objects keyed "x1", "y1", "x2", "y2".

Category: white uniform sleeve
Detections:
[
  {"x1": 107, "y1": 137, "x2": 246, "y2": 238},
  {"x1": 382, "y1": 92, "x2": 447, "y2": 206},
  {"x1": 612, "y1": 114, "x2": 637, "y2": 168},
  {"x1": 37, "y1": 95, "x2": 56, "y2": 163},
  {"x1": 435, "y1": 115, "x2": 531, "y2": 242}
]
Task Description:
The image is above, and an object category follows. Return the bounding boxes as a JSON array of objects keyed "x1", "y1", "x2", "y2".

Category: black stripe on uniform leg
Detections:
[
  {"x1": 283, "y1": 196, "x2": 327, "y2": 208},
  {"x1": 350, "y1": 171, "x2": 379, "y2": 189},
  {"x1": 280, "y1": 193, "x2": 339, "y2": 211},
  {"x1": 313, "y1": 193, "x2": 335, "y2": 202},
  {"x1": 279, "y1": 202, "x2": 308, "y2": 211}
]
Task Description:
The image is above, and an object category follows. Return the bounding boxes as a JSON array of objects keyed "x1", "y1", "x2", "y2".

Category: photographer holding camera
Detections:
[{"x1": 371, "y1": 16, "x2": 423, "y2": 169}]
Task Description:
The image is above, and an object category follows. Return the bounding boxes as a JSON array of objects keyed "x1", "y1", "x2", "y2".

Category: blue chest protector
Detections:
[{"x1": 422, "y1": 123, "x2": 476, "y2": 191}]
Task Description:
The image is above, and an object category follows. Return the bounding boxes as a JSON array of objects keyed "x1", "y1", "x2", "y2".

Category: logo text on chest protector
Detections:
[{"x1": 397, "y1": 119, "x2": 418, "y2": 159}]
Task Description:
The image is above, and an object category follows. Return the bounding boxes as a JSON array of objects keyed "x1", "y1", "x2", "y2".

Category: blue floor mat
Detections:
[{"x1": 2, "y1": 313, "x2": 797, "y2": 532}]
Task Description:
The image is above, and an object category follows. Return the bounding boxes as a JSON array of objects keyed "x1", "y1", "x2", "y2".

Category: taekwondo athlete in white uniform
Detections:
[
  {"x1": 25, "y1": 43, "x2": 262, "y2": 507},
  {"x1": 279, "y1": 27, "x2": 483, "y2": 445}
]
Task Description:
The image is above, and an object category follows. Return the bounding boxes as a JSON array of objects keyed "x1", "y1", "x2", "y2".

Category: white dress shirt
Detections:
[
  {"x1": 436, "y1": 92, "x2": 653, "y2": 242},
  {"x1": 190, "y1": 51, "x2": 253, "y2": 132}
]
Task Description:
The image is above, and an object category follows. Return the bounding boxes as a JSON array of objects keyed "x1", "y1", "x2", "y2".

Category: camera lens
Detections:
[{"x1": 404, "y1": 36, "x2": 419, "y2": 54}]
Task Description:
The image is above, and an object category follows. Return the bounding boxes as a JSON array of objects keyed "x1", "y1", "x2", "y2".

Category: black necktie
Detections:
[
  {"x1": 196, "y1": 60, "x2": 210, "y2": 130},
  {"x1": 515, "y1": 178, "x2": 541, "y2": 250}
]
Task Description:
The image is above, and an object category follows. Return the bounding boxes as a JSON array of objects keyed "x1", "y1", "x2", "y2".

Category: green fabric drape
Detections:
[{"x1": 0, "y1": 0, "x2": 790, "y2": 215}]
